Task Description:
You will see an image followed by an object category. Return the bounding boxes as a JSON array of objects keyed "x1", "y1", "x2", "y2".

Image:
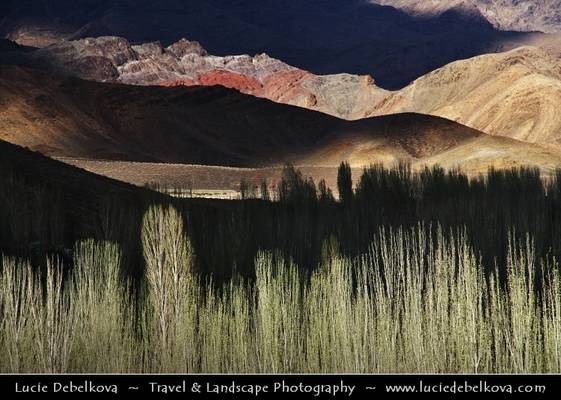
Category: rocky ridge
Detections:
[
  {"x1": 1, "y1": 0, "x2": 546, "y2": 89},
  {"x1": 370, "y1": 0, "x2": 561, "y2": 33},
  {"x1": 11, "y1": 36, "x2": 561, "y2": 147},
  {"x1": 30, "y1": 36, "x2": 387, "y2": 119},
  {"x1": 2, "y1": 64, "x2": 561, "y2": 175},
  {"x1": 367, "y1": 46, "x2": 561, "y2": 147}
]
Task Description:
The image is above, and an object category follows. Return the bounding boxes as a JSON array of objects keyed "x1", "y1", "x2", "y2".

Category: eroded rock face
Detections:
[
  {"x1": 35, "y1": 36, "x2": 138, "y2": 81},
  {"x1": 370, "y1": 0, "x2": 561, "y2": 34},
  {"x1": 366, "y1": 46, "x2": 561, "y2": 147},
  {"x1": 30, "y1": 35, "x2": 386, "y2": 119},
  {"x1": 34, "y1": 36, "x2": 297, "y2": 85},
  {"x1": 132, "y1": 41, "x2": 163, "y2": 58},
  {"x1": 25, "y1": 35, "x2": 561, "y2": 147},
  {"x1": 165, "y1": 38, "x2": 207, "y2": 58},
  {"x1": 2, "y1": 0, "x2": 548, "y2": 89},
  {"x1": 197, "y1": 70, "x2": 262, "y2": 92}
]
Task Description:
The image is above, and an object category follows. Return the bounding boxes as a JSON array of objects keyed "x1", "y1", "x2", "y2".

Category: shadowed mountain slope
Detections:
[
  {"x1": 0, "y1": 137, "x2": 152, "y2": 200},
  {"x1": 6, "y1": 38, "x2": 561, "y2": 147},
  {"x1": 0, "y1": 136, "x2": 167, "y2": 259},
  {"x1": 1, "y1": 65, "x2": 561, "y2": 174},
  {"x1": 0, "y1": 0, "x2": 543, "y2": 89},
  {"x1": 370, "y1": 1, "x2": 561, "y2": 34},
  {"x1": 3, "y1": 36, "x2": 387, "y2": 120},
  {"x1": 0, "y1": 65, "x2": 338, "y2": 166}
]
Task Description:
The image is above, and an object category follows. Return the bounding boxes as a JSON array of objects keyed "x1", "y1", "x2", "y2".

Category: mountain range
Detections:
[
  {"x1": 2, "y1": 64, "x2": 560, "y2": 177},
  {"x1": 0, "y1": 0, "x2": 552, "y2": 89},
  {"x1": 1, "y1": 1, "x2": 561, "y2": 189},
  {"x1": 1, "y1": 36, "x2": 387, "y2": 119},
  {"x1": 5, "y1": 35, "x2": 560, "y2": 150},
  {"x1": 368, "y1": 46, "x2": 561, "y2": 148},
  {"x1": 370, "y1": 1, "x2": 561, "y2": 34}
]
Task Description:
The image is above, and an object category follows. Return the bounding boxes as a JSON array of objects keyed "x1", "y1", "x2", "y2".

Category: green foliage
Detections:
[
  {"x1": 5, "y1": 151, "x2": 561, "y2": 283},
  {"x1": 142, "y1": 205, "x2": 196, "y2": 371},
  {"x1": 1, "y1": 216, "x2": 560, "y2": 373},
  {"x1": 2, "y1": 151, "x2": 561, "y2": 372}
]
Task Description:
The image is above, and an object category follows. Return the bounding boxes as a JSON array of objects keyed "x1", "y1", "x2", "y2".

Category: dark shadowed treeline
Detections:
[
  {"x1": 217, "y1": 163, "x2": 561, "y2": 281},
  {"x1": 0, "y1": 141, "x2": 166, "y2": 280},
  {"x1": 2, "y1": 142, "x2": 561, "y2": 282},
  {"x1": 346, "y1": 163, "x2": 561, "y2": 280}
]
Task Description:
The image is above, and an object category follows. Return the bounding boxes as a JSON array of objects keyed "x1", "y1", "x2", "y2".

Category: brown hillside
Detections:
[
  {"x1": 367, "y1": 47, "x2": 561, "y2": 148},
  {"x1": 1, "y1": 65, "x2": 561, "y2": 176}
]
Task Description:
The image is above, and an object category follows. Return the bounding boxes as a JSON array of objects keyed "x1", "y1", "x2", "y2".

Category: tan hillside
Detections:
[
  {"x1": 0, "y1": 65, "x2": 339, "y2": 166},
  {"x1": 9, "y1": 37, "x2": 561, "y2": 149},
  {"x1": 1, "y1": 65, "x2": 561, "y2": 178},
  {"x1": 367, "y1": 47, "x2": 561, "y2": 148}
]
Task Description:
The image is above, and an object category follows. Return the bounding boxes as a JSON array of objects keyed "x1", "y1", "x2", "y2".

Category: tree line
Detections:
[{"x1": 2, "y1": 148, "x2": 561, "y2": 282}]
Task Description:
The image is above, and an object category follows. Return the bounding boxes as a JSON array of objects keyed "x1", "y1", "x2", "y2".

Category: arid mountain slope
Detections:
[
  {"x1": 370, "y1": 1, "x2": 561, "y2": 33},
  {"x1": 11, "y1": 39, "x2": 561, "y2": 147},
  {"x1": 1, "y1": 65, "x2": 560, "y2": 174},
  {"x1": 0, "y1": 137, "x2": 164, "y2": 239},
  {"x1": 368, "y1": 47, "x2": 561, "y2": 147},
  {"x1": 12, "y1": 36, "x2": 386, "y2": 120},
  {"x1": 0, "y1": 0, "x2": 541, "y2": 88},
  {"x1": 0, "y1": 65, "x2": 337, "y2": 166},
  {"x1": 0, "y1": 137, "x2": 153, "y2": 200},
  {"x1": 298, "y1": 114, "x2": 561, "y2": 173}
]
